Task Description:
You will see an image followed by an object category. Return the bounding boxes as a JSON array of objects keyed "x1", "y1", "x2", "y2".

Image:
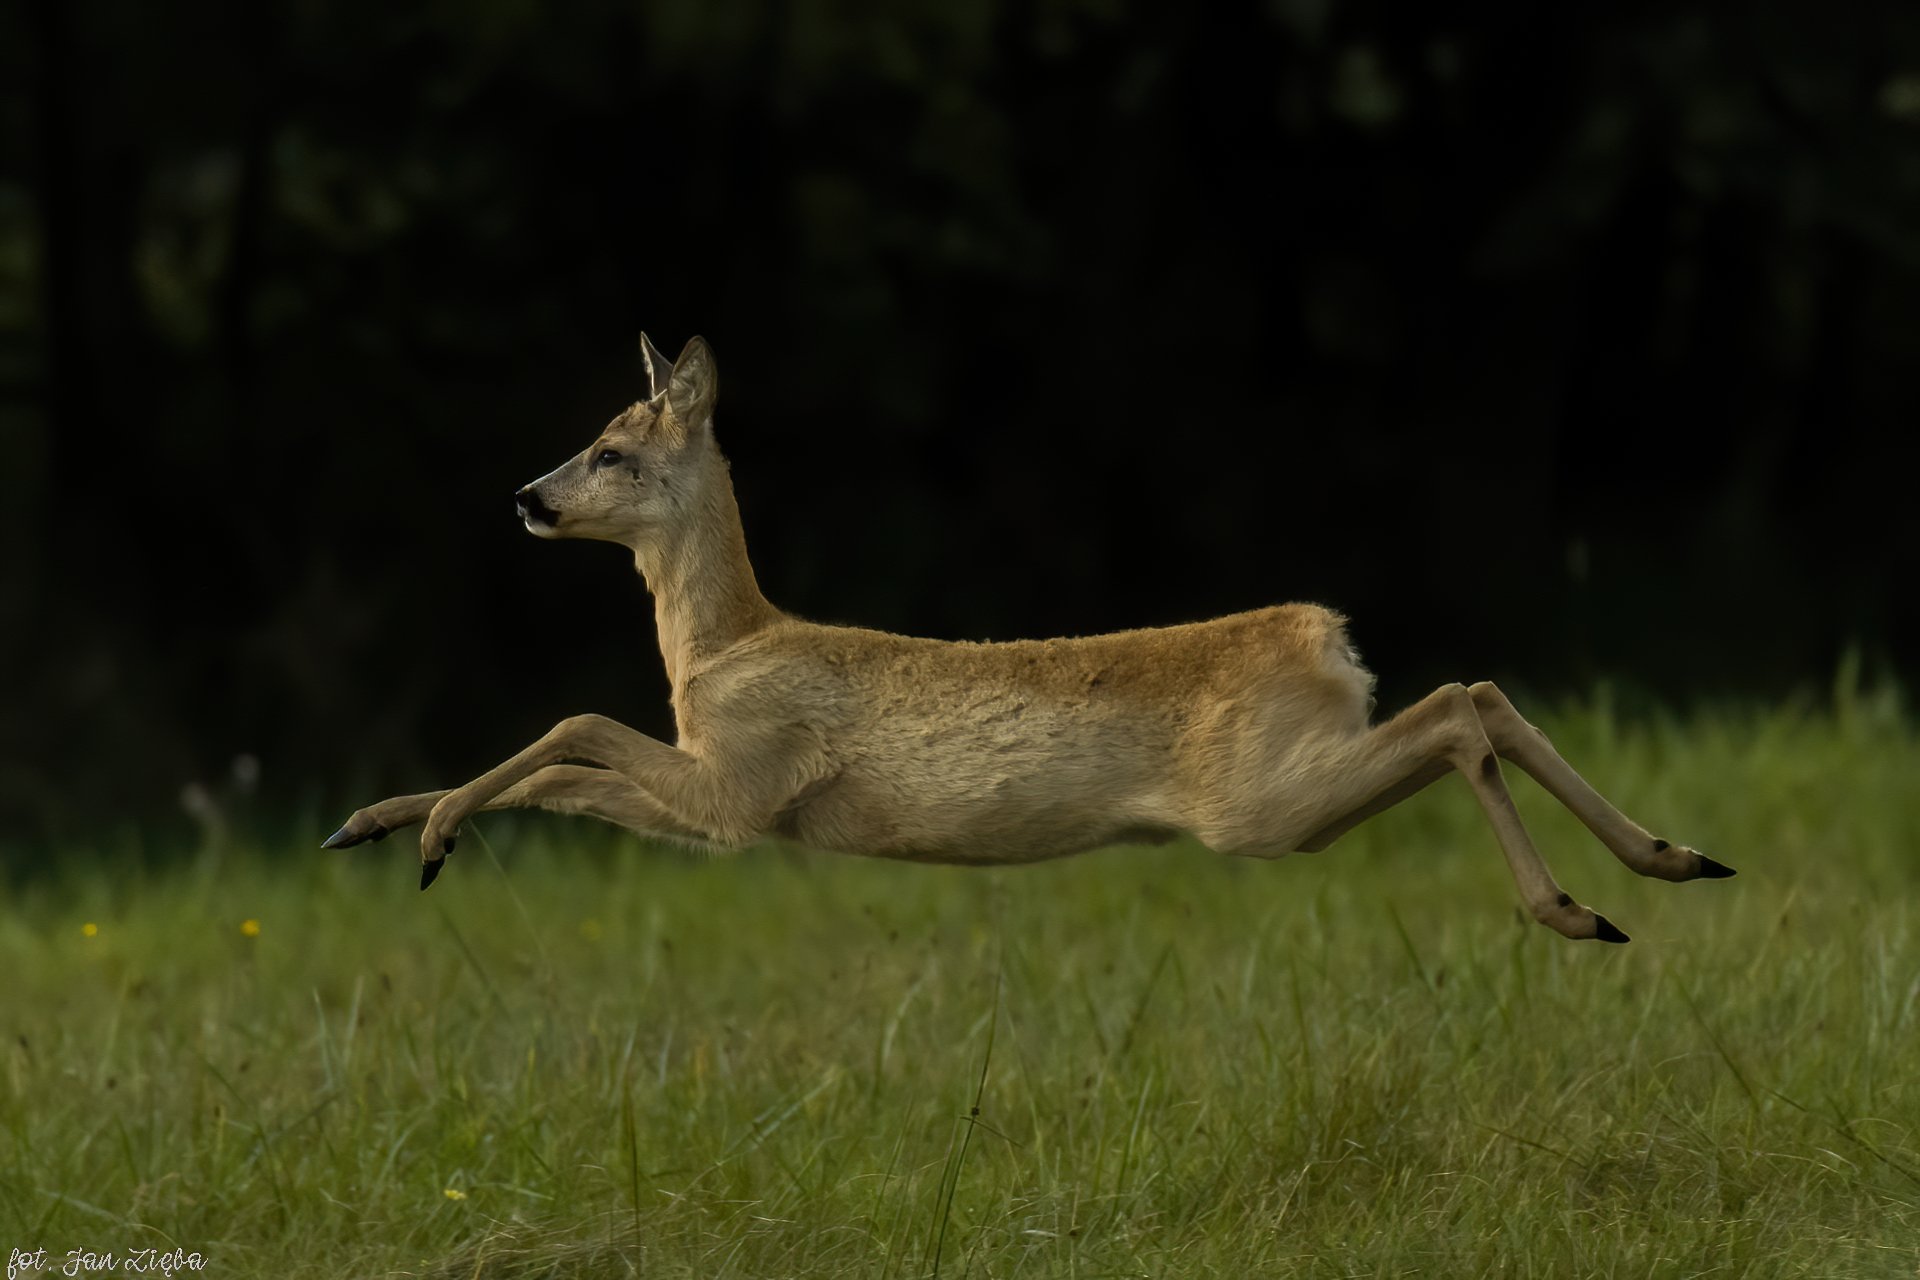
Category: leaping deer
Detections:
[{"x1": 326, "y1": 334, "x2": 1733, "y2": 941}]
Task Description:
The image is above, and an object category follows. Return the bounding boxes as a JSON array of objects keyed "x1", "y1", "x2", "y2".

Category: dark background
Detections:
[{"x1": 3, "y1": 2, "x2": 1916, "y2": 851}]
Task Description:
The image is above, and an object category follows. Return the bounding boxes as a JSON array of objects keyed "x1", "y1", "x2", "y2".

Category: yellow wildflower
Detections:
[
  {"x1": 240, "y1": 919, "x2": 261, "y2": 938},
  {"x1": 444, "y1": 1187, "x2": 467, "y2": 1201},
  {"x1": 81, "y1": 922, "x2": 98, "y2": 938}
]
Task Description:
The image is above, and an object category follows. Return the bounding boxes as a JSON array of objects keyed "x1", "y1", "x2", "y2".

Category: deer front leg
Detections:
[
  {"x1": 324, "y1": 789, "x2": 448, "y2": 848},
  {"x1": 416, "y1": 713, "x2": 779, "y2": 887},
  {"x1": 324, "y1": 765, "x2": 707, "y2": 852},
  {"x1": 491, "y1": 764, "x2": 712, "y2": 842}
]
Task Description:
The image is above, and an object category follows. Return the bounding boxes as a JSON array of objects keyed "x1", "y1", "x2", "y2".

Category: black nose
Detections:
[{"x1": 515, "y1": 486, "x2": 562, "y2": 527}]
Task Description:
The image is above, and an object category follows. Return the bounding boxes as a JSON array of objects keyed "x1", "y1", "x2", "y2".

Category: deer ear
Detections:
[
  {"x1": 639, "y1": 332, "x2": 675, "y2": 400},
  {"x1": 665, "y1": 336, "x2": 717, "y2": 430}
]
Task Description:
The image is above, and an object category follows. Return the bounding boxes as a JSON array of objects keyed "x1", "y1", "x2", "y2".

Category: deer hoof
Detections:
[
  {"x1": 1695, "y1": 853, "x2": 1737, "y2": 879},
  {"x1": 323, "y1": 821, "x2": 388, "y2": 849},
  {"x1": 420, "y1": 857, "x2": 445, "y2": 890},
  {"x1": 1592, "y1": 915, "x2": 1630, "y2": 944}
]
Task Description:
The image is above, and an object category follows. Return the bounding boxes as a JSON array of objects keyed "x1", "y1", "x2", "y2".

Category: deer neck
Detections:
[{"x1": 631, "y1": 460, "x2": 777, "y2": 689}]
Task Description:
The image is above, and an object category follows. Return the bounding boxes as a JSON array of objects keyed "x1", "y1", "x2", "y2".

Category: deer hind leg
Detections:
[
  {"x1": 1467, "y1": 682, "x2": 1734, "y2": 882},
  {"x1": 1271, "y1": 682, "x2": 1626, "y2": 943}
]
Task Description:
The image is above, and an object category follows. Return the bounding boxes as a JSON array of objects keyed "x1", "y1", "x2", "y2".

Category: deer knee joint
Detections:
[{"x1": 549, "y1": 712, "x2": 621, "y2": 751}]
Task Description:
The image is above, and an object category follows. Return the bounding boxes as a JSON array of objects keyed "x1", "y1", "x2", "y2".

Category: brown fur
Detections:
[{"x1": 326, "y1": 336, "x2": 1733, "y2": 941}]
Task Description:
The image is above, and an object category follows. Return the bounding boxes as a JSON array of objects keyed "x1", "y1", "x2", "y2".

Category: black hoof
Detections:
[
  {"x1": 1695, "y1": 854, "x2": 1736, "y2": 879},
  {"x1": 420, "y1": 858, "x2": 445, "y2": 891},
  {"x1": 1593, "y1": 915, "x2": 1631, "y2": 944},
  {"x1": 322, "y1": 822, "x2": 387, "y2": 849}
]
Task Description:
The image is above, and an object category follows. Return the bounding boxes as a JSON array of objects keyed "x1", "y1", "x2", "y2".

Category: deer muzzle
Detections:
[{"x1": 515, "y1": 485, "x2": 563, "y2": 531}]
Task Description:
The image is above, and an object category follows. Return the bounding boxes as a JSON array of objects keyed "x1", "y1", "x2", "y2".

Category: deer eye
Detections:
[{"x1": 593, "y1": 448, "x2": 623, "y2": 470}]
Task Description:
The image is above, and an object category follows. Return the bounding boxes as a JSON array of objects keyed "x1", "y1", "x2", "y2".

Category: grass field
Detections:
[{"x1": 4, "y1": 686, "x2": 1918, "y2": 1278}]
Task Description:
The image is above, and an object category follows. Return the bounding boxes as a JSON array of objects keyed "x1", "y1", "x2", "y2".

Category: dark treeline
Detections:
[{"x1": 2, "y1": 1, "x2": 1916, "y2": 847}]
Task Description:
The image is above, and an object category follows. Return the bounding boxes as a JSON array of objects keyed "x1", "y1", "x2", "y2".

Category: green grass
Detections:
[{"x1": 4, "y1": 688, "x2": 1919, "y2": 1277}]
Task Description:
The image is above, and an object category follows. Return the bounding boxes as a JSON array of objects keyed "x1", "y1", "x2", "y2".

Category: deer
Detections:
[{"x1": 324, "y1": 334, "x2": 1734, "y2": 942}]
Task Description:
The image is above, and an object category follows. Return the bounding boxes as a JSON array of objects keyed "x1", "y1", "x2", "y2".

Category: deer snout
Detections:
[{"x1": 515, "y1": 485, "x2": 562, "y2": 532}]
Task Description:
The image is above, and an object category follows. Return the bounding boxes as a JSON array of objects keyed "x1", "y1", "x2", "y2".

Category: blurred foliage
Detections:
[{"x1": 1, "y1": 0, "x2": 1917, "y2": 844}]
